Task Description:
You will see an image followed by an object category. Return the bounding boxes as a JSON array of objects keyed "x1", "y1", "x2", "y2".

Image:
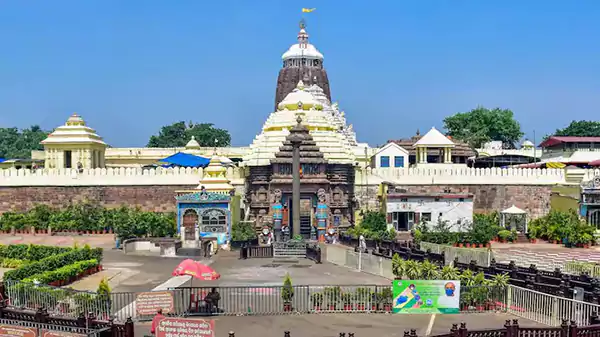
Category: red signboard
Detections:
[
  {"x1": 136, "y1": 291, "x2": 175, "y2": 316},
  {"x1": 155, "y1": 318, "x2": 215, "y2": 337},
  {"x1": 41, "y1": 330, "x2": 86, "y2": 337},
  {"x1": 0, "y1": 325, "x2": 37, "y2": 337}
]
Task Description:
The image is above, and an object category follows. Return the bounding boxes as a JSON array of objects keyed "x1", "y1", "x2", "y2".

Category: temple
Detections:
[
  {"x1": 243, "y1": 79, "x2": 357, "y2": 240},
  {"x1": 175, "y1": 151, "x2": 240, "y2": 249}
]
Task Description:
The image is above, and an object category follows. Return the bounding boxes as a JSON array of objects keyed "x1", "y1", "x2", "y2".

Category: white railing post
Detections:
[{"x1": 358, "y1": 250, "x2": 362, "y2": 272}]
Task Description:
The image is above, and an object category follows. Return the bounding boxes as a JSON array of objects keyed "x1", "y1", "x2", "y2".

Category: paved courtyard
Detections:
[{"x1": 135, "y1": 313, "x2": 546, "y2": 337}]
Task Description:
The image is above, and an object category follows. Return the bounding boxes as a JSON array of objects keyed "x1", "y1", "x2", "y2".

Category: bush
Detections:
[
  {"x1": 231, "y1": 221, "x2": 257, "y2": 241},
  {"x1": 23, "y1": 259, "x2": 99, "y2": 284},
  {"x1": 417, "y1": 213, "x2": 501, "y2": 245},
  {"x1": 528, "y1": 209, "x2": 595, "y2": 245},
  {"x1": 347, "y1": 211, "x2": 395, "y2": 241},
  {"x1": 0, "y1": 244, "x2": 72, "y2": 261},
  {"x1": 0, "y1": 202, "x2": 177, "y2": 238},
  {"x1": 4, "y1": 245, "x2": 102, "y2": 281}
]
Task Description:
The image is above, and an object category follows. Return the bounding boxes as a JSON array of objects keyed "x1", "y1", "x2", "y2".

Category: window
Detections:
[
  {"x1": 394, "y1": 156, "x2": 405, "y2": 168},
  {"x1": 380, "y1": 156, "x2": 390, "y2": 168},
  {"x1": 201, "y1": 209, "x2": 227, "y2": 233},
  {"x1": 421, "y1": 213, "x2": 432, "y2": 222}
]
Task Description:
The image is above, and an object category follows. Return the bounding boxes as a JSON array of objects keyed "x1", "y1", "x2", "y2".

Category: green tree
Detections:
[
  {"x1": 443, "y1": 107, "x2": 524, "y2": 148},
  {"x1": 147, "y1": 121, "x2": 231, "y2": 148},
  {"x1": 553, "y1": 120, "x2": 600, "y2": 137},
  {"x1": 0, "y1": 125, "x2": 49, "y2": 159}
]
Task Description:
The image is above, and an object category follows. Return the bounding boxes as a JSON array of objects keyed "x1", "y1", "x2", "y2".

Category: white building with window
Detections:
[
  {"x1": 371, "y1": 142, "x2": 409, "y2": 169},
  {"x1": 385, "y1": 188, "x2": 474, "y2": 232}
]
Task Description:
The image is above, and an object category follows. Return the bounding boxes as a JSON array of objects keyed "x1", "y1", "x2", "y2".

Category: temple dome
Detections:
[
  {"x1": 41, "y1": 113, "x2": 106, "y2": 146},
  {"x1": 277, "y1": 81, "x2": 323, "y2": 111},
  {"x1": 197, "y1": 152, "x2": 233, "y2": 194},
  {"x1": 185, "y1": 136, "x2": 201, "y2": 150},
  {"x1": 282, "y1": 28, "x2": 323, "y2": 60}
]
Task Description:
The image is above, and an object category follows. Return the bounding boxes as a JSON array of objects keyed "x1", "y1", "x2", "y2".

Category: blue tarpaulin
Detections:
[
  {"x1": 0, "y1": 158, "x2": 5, "y2": 163},
  {"x1": 159, "y1": 152, "x2": 210, "y2": 168}
]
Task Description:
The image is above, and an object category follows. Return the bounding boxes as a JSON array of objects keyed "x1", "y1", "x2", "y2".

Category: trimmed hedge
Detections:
[
  {"x1": 3, "y1": 245, "x2": 103, "y2": 281},
  {"x1": 0, "y1": 244, "x2": 73, "y2": 261},
  {"x1": 23, "y1": 259, "x2": 100, "y2": 284}
]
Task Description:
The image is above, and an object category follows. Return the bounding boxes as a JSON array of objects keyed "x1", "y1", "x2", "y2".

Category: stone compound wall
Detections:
[
  {"x1": 0, "y1": 185, "x2": 196, "y2": 213},
  {"x1": 0, "y1": 166, "x2": 592, "y2": 216},
  {"x1": 355, "y1": 184, "x2": 553, "y2": 219}
]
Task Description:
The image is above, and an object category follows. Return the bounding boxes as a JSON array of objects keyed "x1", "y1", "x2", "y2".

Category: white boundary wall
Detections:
[{"x1": 1, "y1": 167, "x2": 598, "y2": 186}]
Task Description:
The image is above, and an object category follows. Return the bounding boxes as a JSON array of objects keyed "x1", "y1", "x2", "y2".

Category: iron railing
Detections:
[
  {"x1": 4, "y1": 280, "x2": 111, "y2": 320},
  {"x1": 0, "y1": 318, "x2": 108, "y2": 337}
]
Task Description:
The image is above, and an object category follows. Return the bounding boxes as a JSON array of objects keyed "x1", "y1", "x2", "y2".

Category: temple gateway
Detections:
[{"x1": 244, "y1": 115, "x2": 356, "y2": 241}]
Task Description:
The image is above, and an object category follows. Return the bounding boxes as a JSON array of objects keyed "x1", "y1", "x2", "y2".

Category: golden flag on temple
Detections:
[{"x1": 302, "y1": 8, "x2": 316, "y2": 13}]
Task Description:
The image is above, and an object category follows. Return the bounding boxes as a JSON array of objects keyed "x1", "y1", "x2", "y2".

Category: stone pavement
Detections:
[
  {"x1": 134, "y1": 313, "x2": 546, "y2": 337},
  {"x1": 491, "y1": 241, "x2": 600, "y2": 271},
  {"x1": 199, "y1": 250, "x2": 391, "y2": 287}
]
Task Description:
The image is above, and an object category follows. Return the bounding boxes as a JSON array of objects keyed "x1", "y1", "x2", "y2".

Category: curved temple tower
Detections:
[{"x1": 275, "y1": 20, "x2": 331, "y2": 110}]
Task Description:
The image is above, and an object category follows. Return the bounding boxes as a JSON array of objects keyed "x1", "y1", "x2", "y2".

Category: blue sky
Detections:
[{"x1": 1, "y1": 0, "x2": 599, "y2": 147}]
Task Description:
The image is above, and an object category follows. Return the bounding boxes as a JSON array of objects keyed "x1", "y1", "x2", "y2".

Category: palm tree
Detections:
[{"x1": 420, "y1": 261, "x2": 439, "y2": 280}]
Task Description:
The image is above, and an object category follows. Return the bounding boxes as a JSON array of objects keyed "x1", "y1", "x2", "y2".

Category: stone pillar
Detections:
[
  {"x1": 289, "y1": 117, "x2": 304, "y2": 239},
  {"x1": 446, "y1": 148, "x2": 452, "y2": 163},
  {"x1": 420, "y1": 147, "x2": 428, "y2": 163},
  {"x1": 291, "y1": 141, "x2": 301, "y2": 238}
]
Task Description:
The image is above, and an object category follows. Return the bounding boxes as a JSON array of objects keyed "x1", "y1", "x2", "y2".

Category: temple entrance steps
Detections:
[{"x1": 273, "y1": 241, "x2": 307, "y2": 258}]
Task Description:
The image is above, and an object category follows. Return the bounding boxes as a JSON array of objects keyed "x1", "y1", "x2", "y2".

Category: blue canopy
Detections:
[
  {"x1": 159, "y1": 152, "x2": 210, "y2": 168},
  {"x1": 0, "y1": 158, "x2": 5, "y2": 163}
]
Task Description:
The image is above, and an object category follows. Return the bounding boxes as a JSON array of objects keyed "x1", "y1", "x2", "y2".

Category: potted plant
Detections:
[
  {"x1": 582, "y1": 233, "x2": 593, "y2": 248},
  {"x1": 311, "y1": 292, "x2": 323, "y2": 311},
  {"x1": 324, "y1": 286, "x2": 340, "y2": 310},
  {"x1": 460, "y1": 291, "x2": 473, "y2": 311},
  {"x1": 354, "y1": 288, "x2": 370, "y2": 311},
  {"x1": 282, "y1": 273, "x2": 294, "y2": 312},
  {"x1": 342, "y1": 293, "x2": 354, "y2": 311},
  {"x1": 378, "y1": 287, "x2": 393, "y2": 312},
  {"x1": 497, "y1": 230, "x2": 511, "y2": 243}
]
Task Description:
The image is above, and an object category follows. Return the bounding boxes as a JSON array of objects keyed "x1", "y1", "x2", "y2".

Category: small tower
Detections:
[
  {"x1": 41, "y1": 113, "x2": 107, "y2": 169},
  {"x1": 197, "y1": 152, "x2": 234, "y2": 195}
]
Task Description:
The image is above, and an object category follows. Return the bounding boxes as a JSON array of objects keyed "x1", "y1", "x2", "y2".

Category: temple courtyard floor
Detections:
[{"x1": 134, "y1": 312, "x2": 546, "y2": 337}]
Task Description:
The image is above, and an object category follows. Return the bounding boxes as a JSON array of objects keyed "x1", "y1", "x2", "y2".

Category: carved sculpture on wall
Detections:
[
  {"x1": 317, "y1": 188, "x2": 327, "y2": 203},
  {"x1": 332, "y1": 187, "x2": 343, "y2": 203},
  {"x1": 271, "y1": 189, "x2": 283, "y2": 204},
  {"x1": 257, "y1": 187, "x2": 268, "y2": 202}
]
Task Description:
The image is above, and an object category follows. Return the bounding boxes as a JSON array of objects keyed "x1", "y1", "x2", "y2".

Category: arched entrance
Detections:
[{"x1": 182, "y1": 209, "x2": 198, "y2": 240}]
